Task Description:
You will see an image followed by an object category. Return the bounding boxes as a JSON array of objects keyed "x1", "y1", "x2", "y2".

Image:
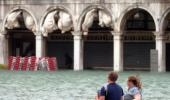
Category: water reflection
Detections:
[{"x1": 0, "y1": 70, "x2": 169, "y2": 100}]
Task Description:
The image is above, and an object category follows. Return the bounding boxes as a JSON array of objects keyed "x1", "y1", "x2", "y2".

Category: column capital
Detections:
[
  {"x1": 34, "y1": 31, "x2": 42, "y2": 36},
  {"x1": 36, "y1": 35, "x2": 43, "y2": 40},
  {"x1": 113, "y1": 32, "x2": 123, "y2": 40},
  {"x1": 0, "y1": 30, "x2": 7, "y2": 35},
  {"x1": 74, "y1": 35, "x2": 82, "y2": 40},
  {"x1": 155, "y1": 35, "x2": 166, "y2": 40},
  {"x1": 154, "y1": 32, "x2": 165, "y2": 36},
  {"x1": 71, "y1": 31, "x2": 82, "y2": 36},
  {"x1": 0, "y1": 32, "x2": 8, "y2": 39},
  {"x1": 0, "y1": 33, "x2": 5, "y2": 37},
  {"x1": 111, "y1": 31, "x2": 123, "y2": 36},
  {"x1": 72, "y1": 31, "x2": 83, "y2": 40}
]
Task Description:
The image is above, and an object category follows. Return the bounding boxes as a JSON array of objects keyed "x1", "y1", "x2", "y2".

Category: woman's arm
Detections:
[
  {"x1": 133, "y1": 93, "x2": 141, "y2": 100},
  {"x1": 121, "y1": 96, "x2": 124, "y2": 100}
]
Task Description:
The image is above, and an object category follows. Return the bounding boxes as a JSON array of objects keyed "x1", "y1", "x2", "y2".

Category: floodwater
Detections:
[{"x1": 0, "y1": 70, "x2": 170, "y2": 100}]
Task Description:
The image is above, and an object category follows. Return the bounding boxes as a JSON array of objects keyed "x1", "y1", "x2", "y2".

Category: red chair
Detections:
[
  {"x1": 14, "y1": 56, "x2": 21, "y2": 70},
  {"x1": 52, "y1": 57, "x2": 57, "y2": 70},
  {"x1": 48, "y1": 57, "x2": 57, "y2": 71},
  {"x1": 29, "y1": 56, "x2": 37, "y2": 71},
  {"x1": 8, "y1": 56, "x2": 14, "y2": 70},
  {"x1": 21, "y1": 57, "x2": 29, "y2": 71}
]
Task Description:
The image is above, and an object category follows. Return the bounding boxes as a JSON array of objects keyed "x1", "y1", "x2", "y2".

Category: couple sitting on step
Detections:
[{"x1": 96, "y1": 72, "x2": 142, "y2": 100}]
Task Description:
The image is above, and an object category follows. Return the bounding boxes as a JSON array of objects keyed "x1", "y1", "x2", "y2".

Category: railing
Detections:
[
  {"x1": 124, "y1": 31, "x2": 155, "y2": 42},
  {"x1": 164, "y1": 32, "x2": 170, "y2": 41},
  {"x1": 83, "y1": 33, "x2": 113, "y2": 41},
  {"x1": 49, "y1": 32, "x2": 113, "y2": 41},
  {"x1": 7, "y1": 29, "x2": 157, "y2": 41},
  {"x1": 49, "y1": 34, "x2": 73, "y2": 41}
]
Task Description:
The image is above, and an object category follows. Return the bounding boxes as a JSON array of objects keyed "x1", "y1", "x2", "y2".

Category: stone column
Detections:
[
  {"x1": 73, "y1": 32, "x2": 83, "y2": 71},
  {"x1": 156, "y1": 35, "x2": 166, "y2": 72},
  {"x1": 36, "y1": 35, "x2": 44, "y2": 58},
  {"x1": 113, "y1": 33, "x2": 123, "y2": 72},
  {"x1": 0, "y1": 34, "x2": 8, "y2": 64}
]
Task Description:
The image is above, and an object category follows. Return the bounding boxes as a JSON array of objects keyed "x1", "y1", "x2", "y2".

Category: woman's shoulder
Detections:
[
  {"x1": 128, "y1": 87, "x2": 140, "y2": 95},
  {"x1": 130, "y1": 87, "x2": 139, "y2": 90}
]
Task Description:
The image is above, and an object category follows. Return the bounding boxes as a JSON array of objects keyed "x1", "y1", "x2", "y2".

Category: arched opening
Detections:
[
  {"x1": 122, "y1": 9, "x2": 156, "y2": 71},
  {"x1": 42, "y1": 9, "x2": 73, "y2": 69},
  {"x1": 164, "y1": 12, "x2": 170, "y2": 71},
  {"x1": 5, "y1": 9, "x2": 36, "y2": 57},
  {"x1": 81, "y1": 8, "x2": 113, "y2": 70}
]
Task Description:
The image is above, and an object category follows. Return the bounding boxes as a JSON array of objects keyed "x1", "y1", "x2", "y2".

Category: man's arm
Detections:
[
  {"x1": 99, "y1": 87, "x2": 106, "y2": 100},
  {"x1": 99, "y1": 96, "x2": 105, "y2": 100}
]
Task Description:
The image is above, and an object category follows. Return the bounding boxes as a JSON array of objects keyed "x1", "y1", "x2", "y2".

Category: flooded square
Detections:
[{"x1": 0, "y1": 70, "x2": 169, "y2": 100}]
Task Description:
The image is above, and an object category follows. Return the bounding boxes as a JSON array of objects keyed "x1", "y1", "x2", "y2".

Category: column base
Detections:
[
  {"x1": 0, "y1": 35, "x2": 8, "y2": 64},
  {"x1": 113, "y1": 35, "x2": 123, "y2": 72},
  {"x1": 73, "y1": 35, "x2": 83, "y2": 71},
  {"x1": 156, "y1": 35, "x2": 166, "y2": 72},
  {"x1": 36, "y1": 35, "x2": 44, "y2": 58}
]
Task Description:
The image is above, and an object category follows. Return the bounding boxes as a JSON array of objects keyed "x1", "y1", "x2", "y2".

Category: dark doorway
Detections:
[
  {"x1": 8, "y1": 29, "x2": 35, "y2": 56},
  {"x1": 124, "y1": 42, "x2": 155, "y2": 70},
  {"x1": 84, "y1": 42, "x2": 113, "y2": 69},
  {"x1": 82, "y1": 11, "x2": 113, "y2": 70},
  {"x1": 166, "y1": 43, "x2": 170, "y2": 71},
  {"x1": 46, "y1": 31, "x2": 73, "y2": 69},
  {"x1": 123, "y1": 9, "x2": 156, "y2": 71}
]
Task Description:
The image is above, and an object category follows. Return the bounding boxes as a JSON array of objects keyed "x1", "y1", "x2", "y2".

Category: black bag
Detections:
[{"x1": 124, "y1": 94, "x2": 134, "y2": 100}]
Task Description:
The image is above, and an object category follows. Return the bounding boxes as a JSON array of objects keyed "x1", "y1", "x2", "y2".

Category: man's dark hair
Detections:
[{"x1": 108, "y1": 72, "x2": 118, "y2": 82}]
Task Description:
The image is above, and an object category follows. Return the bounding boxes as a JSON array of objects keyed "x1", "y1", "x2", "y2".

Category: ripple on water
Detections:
[{"x1": 0, "y1": 70, "x2": 170, "y2": 100}]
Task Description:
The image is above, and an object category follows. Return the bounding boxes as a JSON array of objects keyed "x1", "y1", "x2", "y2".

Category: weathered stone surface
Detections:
[
  {"x1": 0, "y1": 0, "x2": 169, "y2": 72},
  {"x1": 150, "y1": 49, "x2": 158, "y2": 72}
]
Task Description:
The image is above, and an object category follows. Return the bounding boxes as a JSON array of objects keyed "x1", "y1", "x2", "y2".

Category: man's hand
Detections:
[{"x1": 99, "y1": 96, "x2": 105, "y2": 100}]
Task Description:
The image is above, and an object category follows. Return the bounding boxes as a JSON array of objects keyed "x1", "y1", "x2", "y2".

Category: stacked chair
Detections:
[
  {"x1": 14, "y1": 56, "x2": 21, "y2": 70},
  {"x1": 47, "y1": 57, "x2": 57, "y2": 71},
  {"x1": 29, "y1": 56, "x2": 37, "y2": 71},
  {"x1": 21, "y1": 56, "x2": 29, "y2": 71},
  {"x1": 8, "y1": 56, "x2": 14, "y2": 70},
  {"x1": 8, "y1": 56, "x2": 57, "y2": 71}
]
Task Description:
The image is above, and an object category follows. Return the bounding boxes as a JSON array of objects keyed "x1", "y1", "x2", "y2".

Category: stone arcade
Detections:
[{"x1": 0, "y1": 0, "x2": 170, "y2": 72}]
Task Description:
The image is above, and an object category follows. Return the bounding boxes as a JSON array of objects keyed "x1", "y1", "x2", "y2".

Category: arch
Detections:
[
  {"x1": 77, "y1": 5, "x2": 113, "y2": 33},
  {"x1": 160, "y1": 7, "x2": 170, "y2": 34},
  {"x1": 40, "y1": 6, "x2": 74, "y2": 69},
  {"x1": 2, "y1": 7, "x2": 38, "y2": 35},
  {"x1": 117, "y1": 5, "x2": 158, "y2": 33},
  {"x1": 39, "y1": 6, "x2": 74, "y2": 33}
]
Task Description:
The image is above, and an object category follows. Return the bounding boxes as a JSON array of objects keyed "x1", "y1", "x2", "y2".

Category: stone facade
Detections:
[{"x1": 0, "y1": 0, "x2": 170, "y2": 72}]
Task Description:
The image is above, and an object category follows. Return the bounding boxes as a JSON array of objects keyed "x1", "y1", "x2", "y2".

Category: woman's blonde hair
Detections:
[{"x1": 128, "y1": 76, "x2": 142, "y2": 89}]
